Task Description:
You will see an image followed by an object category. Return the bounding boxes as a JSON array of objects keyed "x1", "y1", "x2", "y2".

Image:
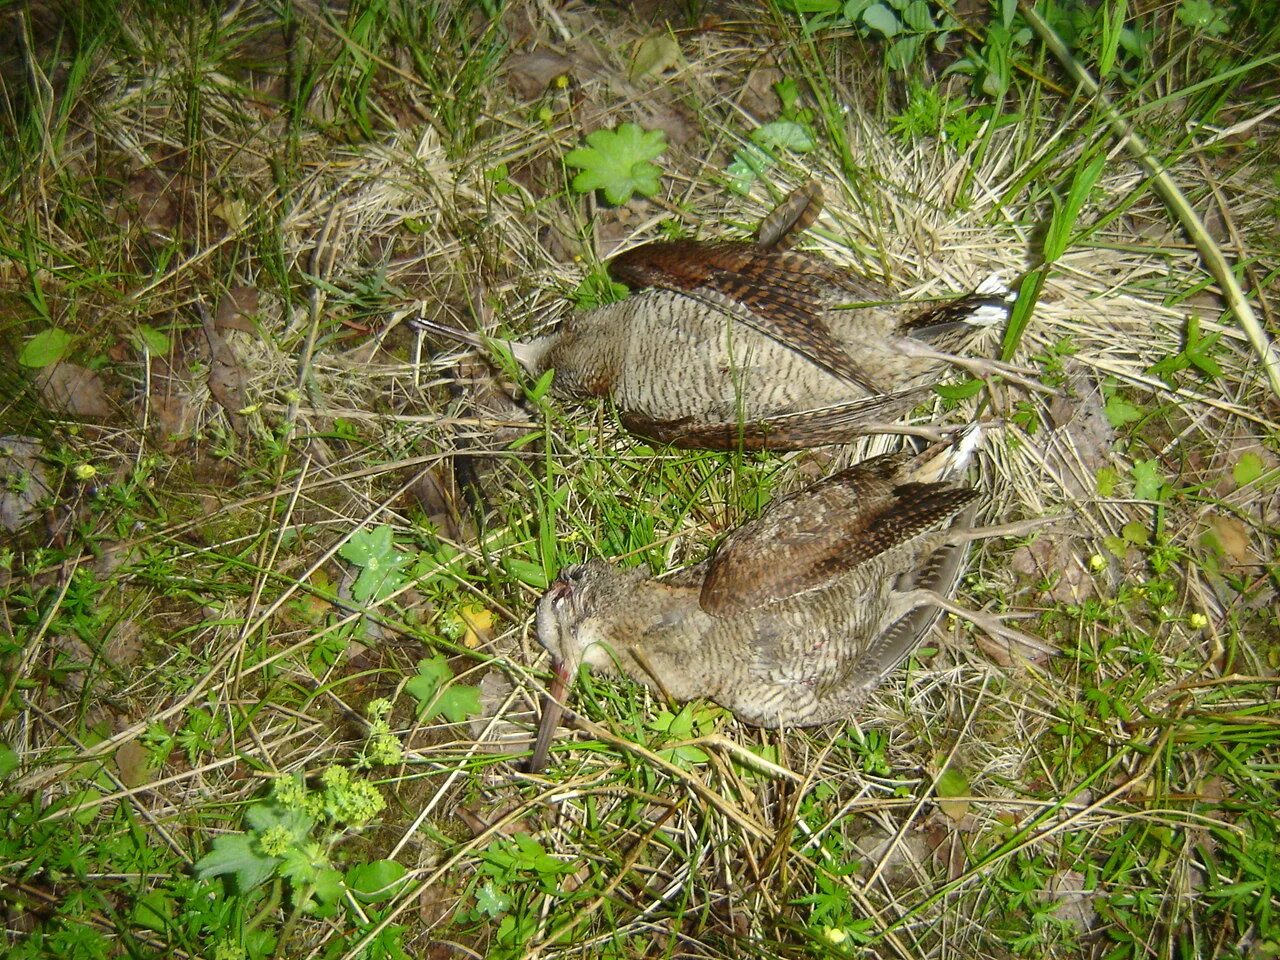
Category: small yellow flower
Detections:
[
  {"x1": 1088, "y1": 553, "x2": 1106, "y2": 573},
  {"x1": 555, "y1": 74, "x2": 569, "y2": 89},
  {"x1": 73, "y1": 463, "x2": 97, "y2": 481},
  {"x1": 1188, "y1": 613, "x2": 1208, "y2": 630},
  {"x1": 824, "y1": 927, "x2": 847, "y2": 945}
]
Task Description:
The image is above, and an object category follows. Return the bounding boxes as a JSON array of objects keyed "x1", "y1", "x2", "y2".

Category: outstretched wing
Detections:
[{"x1": 699, "y1": 455, "x2": 978, "y2": 618}]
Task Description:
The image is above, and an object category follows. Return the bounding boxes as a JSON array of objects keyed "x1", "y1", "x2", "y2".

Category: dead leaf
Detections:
[
  {"x1": 212, "y1": 196, "x2": 249, "y2": 232},
  {"x1": 0, "y1": 436, "x2": 55, "y2": 532},
  {"x1": 506, "y1": 50, "x2": 573, "y2": 99},
  {"x1": 1043, "y1": 869, "x2": 1097, "y2": 932},
  {"x1": 214, "y1": 285, "x2": 260, "y2": 334},
  {"x1": 1202, "y1": 513, "x2": 1253, "y2": 566},
  {"x1": 117, "y1": 168, "x2": 178, "y2": 233},
  {"x1": 104, "y1": 619, "x2": 145, "y2": 666},
  {"x1": 1011, "y1": 538, "x2": 1094, "y2": 604},
  {"x1": 639, "y1": 101, "x2": 698, "y2": 147},
  {"x1": 199, "y1": 304, "x2": 249, "y2": 435},
  {"x1": 114, "y1": 740, "x2": 152, "y2": 788},
  {"x1": 1043, "y1": 372, "x2": 1115, "y2": 501},
  {"x1": 630, "y1": 33, "x2": 682, "y2": 82},
  {"x1": 740, "y1": 63, "x2": 784, "y2": 120},
  {"x1": 410, "y1": 465, "x2": 469, "y2": 542},
  {"x1": 36, "y1": 362, "x2": 113, "y2": 418},
  {"x1": 458, "y1": 602, "x2": 494, "y2": 649},
  {"x1": 455, "y1": 798, "x2": 533, "y2": 839},
  {"x1": 468, "y1": 669, "x2": 536, "y2": 755}
]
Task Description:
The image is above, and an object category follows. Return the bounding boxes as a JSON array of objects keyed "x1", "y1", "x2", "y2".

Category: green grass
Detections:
[{"x1": 1, "y1": 0, "x2": 1278, "y2": 958}]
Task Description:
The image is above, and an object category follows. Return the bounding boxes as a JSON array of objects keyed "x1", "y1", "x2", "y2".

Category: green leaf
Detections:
[
  {"x1": 935, "y1": 764, "x2": 970, "y2": 821},
  {"x1": 1233, "y1": 453, "x2": 1264, "y2": 487},
  {"x1": 503, "y1": 556, "x2": 548, "y2": 589},
  {"x1": 245, "y1": 800, "x2": 313, "y2": 838},
  {"x1": 406, "y1": 655, "x2": 452, "y2": 704},
  {"x1": 565, "y1": 123, "x2": 667, "y2": 206},
  {"x1": 133, "y1": 323, "x2": 171, "y2": 355},
  {"x1": 339, "y1": 526, "x2": 411, "y2": 603},
  {"x1": 935, "y1": 765, "x2": 968, "y2": 798},
  {"x1": 1096, "y1": 466, "x2": 1119, "y2": 497},
  {"x1": 1098, "y1": 0, "x2": 1127, "y2": 77},
  {"x1": 726, "y1": 144, "x2": 773, "y2": 193},
  {"x1": 1121, "y1": 520, "x2": 1150, "y2": 545},
  {"x1": 751, "y1": 120, "x2": 816, "y2": 152},
  {"x1": 887, "y1": 32, "x2": 925, "y2": 69},
  {"x1": 1103, "y1": 394, "x2": 1143, "y2": 428},
  {"x1": 0, "y1": 744, "x2": 17, "y2": 780},
  {"x1": 132, "y1": 891, "x2": 174, "y2": 933},
  {"x1": 194, "y1": 833, "x2": 279, "y2": 892},
  {"x1": 432, "y1": 684, "x2": 482, "y2": 724},
  {"x1": 900, "y1": 0, "x2": 934, "y2": 31},
  {"x1": 406, "y1": 655, "x2": 481, "y2": 723},
  {"x1": 1131, "y1": 459, "x2": 1164, "y2": 502},
  {"x1": 862, "y1": 3, "x2": 900, "y2": 36},
  {"x1": 476, "y1": 881, "x2": 512, "y2": 917},
  {"x1": 19, "y1": 327, "x2": 72, "y2": 368},
  {"x1": 774, "y1": 76, "x2": 801, "y2": 115},
  {"x1": 1183, "y1": 317, "x2": 1223, "y2": 378},
  {"x1": 347, "y1": 859, "x2": 408, "y2": 902},
  {"x1": 933, "y1": 378, "x2": 984, "y2": 401},
  {"x1": 1043, "y1": 154, "x2": 1105, "y2": 262},
  {"x1": 1176, "y1": 0, "x2": 1229, "y2": 35},
  {"x1": 312, "y1": 868, "x2": 345, "y2": 908}
]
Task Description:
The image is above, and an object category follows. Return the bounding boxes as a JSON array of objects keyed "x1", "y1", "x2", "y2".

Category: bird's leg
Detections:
[
  {"x1": 947, "y1": 516, "x2": 1065, "y2": 545},
  {"x1": 893, "y1": 588, "x2": 1055, "y2": 658},
  {"x1": 900, "y1": 341, "x2": 1057, "y2": 396},
  {"x1": 852, "y1": 421, "x2": 956, "y2": 443}
]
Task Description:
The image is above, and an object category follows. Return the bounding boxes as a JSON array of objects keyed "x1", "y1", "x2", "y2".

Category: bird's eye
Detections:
[{"x1": 549, "y1": 580, "x2": 573, "y2": 609}]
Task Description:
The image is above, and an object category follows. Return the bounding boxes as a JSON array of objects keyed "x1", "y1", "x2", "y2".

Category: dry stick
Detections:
[{"x1": 1018, "y1": 1, "x2": 1280, "y2": 400}]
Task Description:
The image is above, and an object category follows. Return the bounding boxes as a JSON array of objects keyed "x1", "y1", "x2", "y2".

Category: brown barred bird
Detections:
[
  {"x1": 527, "y1": 430, "x2": 1044, "y2": 771},
  {"x1": 415, "y1": 182, "x2": 1039, "y2": 450}
]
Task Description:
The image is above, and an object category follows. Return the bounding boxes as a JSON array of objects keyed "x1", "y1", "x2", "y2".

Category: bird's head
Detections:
[{"x1": 528, "y1": 560, "x2": 639, "y2": 771}]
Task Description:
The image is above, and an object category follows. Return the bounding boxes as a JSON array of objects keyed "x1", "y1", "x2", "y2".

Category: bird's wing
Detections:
[
  {"x1": 609, "y1": 239, "x2": 888, "y2": 395},
  {"x1": 851, "y1": 501, "x2": 980, "y2": 680},
  {"x1": 897, "y1": 291, "x2": 1012, "y2": 347},
  {"x1": 617, "y1": 387, "x2": 931, "y2": 451},
  {"x1": 699, "y1": 455, "x2": 979, "y2": 618},
  {"x1": 755, "y1": 180, "x2": 825, "y2": 250}
]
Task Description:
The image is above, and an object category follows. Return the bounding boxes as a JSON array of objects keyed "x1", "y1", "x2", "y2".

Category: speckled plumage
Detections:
[
  {"x1": 528, "y1": 450, "x2": 987, "y2": 769},
  {"x1": 418, "y1": 183, "x2": 1016, "y2": 450}
]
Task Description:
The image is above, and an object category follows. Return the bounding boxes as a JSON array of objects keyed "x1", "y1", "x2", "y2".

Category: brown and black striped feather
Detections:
[
  {"x1": 699, "y1": 455, "x2": 979, "y2": 618},
  {"x1": 609, "y1": 239, "x2": 886, "y2": 395}
]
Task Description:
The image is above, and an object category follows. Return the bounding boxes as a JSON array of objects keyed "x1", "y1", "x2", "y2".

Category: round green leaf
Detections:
[
  {"x1": 346, "y1": 859, "x2": 408, "y2": 902},
  {"x1": 862, "y1": 4, "x2": 901, "y2": 36},
  {"x1": 19, "y1": 327, "x2": 72, "y2": 368}
]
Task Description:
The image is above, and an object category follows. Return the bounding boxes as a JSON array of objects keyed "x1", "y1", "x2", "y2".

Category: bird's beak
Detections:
[{"x1": 528, "y1": 657, "x2": 573, "y2": 773}]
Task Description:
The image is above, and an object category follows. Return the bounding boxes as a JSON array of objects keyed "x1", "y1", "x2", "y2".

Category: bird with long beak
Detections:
[
  {"x1": 526, "y1": 428, "x2": 1046, "y2": 772},
  {"x1": 415, "y1": 182, "x2": 1042, "y2": 451}
]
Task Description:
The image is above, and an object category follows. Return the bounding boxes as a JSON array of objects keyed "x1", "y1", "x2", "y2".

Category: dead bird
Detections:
[
  {"x1": 527, "y1": 429, "x2": 1047, "y2": 771},
  {"x1": 415, "y1": 182, "x2": 1041, "y2": 450}
]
